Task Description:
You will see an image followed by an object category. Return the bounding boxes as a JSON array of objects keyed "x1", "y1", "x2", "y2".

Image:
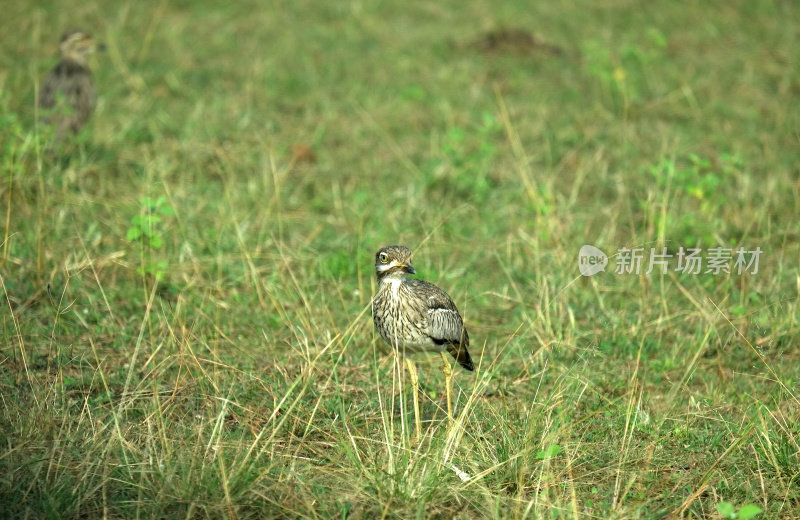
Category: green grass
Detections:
[{"x1": 2, "y1": 0, "x2": 799, "y2": 518}]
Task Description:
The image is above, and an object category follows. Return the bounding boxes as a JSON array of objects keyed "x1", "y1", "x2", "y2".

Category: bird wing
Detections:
[
  {"x1": 73, "y1": 71, "x2": 95, "y2": 122},
  {"x1": 403, "y1": 279, "x2": 475, "y2": 371},
  {"x1": 422, "y1": 282, "x2": 474, "y2": 371},
  {"x1": 39, "y1": 65, "x2": 63, "y2": 111},
  {"x1": 410, "y1": 280, "x2": 469, "y2": 346},
  {"x1": 428, "y1": 307, "x2": 469, "y2": 346},
  {"x1": 39, "y1": 61, "x2": 94, "y2": 133}
]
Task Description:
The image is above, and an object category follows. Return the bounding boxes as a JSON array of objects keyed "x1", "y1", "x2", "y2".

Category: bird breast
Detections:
[{"x1": 373, "y1": 279, "x2": 434, "y2": 352}]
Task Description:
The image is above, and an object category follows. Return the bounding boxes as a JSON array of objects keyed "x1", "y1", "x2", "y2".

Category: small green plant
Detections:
[
  {"x1": 126, "y1": 195, "x2": 174, "y2": 281},
  {"x1": 536, "y1": 444, "x2": 562, "y2": 460},
  {"x1": 581, "y1": 29, "x2": 668, "y2": 109},
  {"x1": 647, "y1": 152, "x2": 742, "y2": 247},
  {"x1": 426, "y1": 112, "x2": 500, "y2": 203},
  {"x1": 441, "y1": 112, "x2": 500, "y2": 169},
  {"x1": 717, "y1": 501, "x2": 762, "y2": 519},
  {"x1": 581, "y1": 39, "x2": 623, "y2": 99}
]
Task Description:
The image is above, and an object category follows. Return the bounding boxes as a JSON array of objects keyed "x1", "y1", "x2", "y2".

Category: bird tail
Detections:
[{"x1": 448, "y1": 344, "x2": 474, "y2": 371}]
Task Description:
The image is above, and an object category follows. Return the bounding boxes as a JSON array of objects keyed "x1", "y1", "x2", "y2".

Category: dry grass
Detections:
[{"x1": 1, "y1": 0, "x2": 799, "y2": 518}]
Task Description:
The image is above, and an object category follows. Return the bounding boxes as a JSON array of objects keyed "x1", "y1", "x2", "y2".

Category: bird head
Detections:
[
  {"x1": 375, "y1": 245, "x2": 416, "y2": 281},
  {"x1": 59, "y1": 30, "x2": 103, "y2": 65}
]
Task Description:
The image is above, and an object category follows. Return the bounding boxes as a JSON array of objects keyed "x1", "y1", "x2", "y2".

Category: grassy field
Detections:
[{"x1": 2, "y1": 1, "x2": 799, "y2": 518}]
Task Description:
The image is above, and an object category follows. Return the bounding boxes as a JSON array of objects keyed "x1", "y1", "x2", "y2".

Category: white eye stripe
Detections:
[{"x1": 378, "y1": 260, "x2": 396, "y2": 271}]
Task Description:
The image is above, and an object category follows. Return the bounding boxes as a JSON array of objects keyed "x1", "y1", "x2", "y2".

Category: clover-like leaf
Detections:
[
  {"x1": 126, "y1": 227, "x2": 142, "y2": 241},
  {"x1": 149, "y1": 234, "x2": 163, "y2": 250},
  {"x1": 717, "y1": 502, "x2": 735, "y2": 518},
  {"x1": 737, "y1": 504, "x2": 762, "y2": 520},
  {"x1": 536, "y1": 444, "x2": 562, "y2": 460}
]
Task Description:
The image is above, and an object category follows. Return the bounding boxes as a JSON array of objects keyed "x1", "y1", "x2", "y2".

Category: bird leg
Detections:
[
  {"x1": 404, "y1": 358, "x2": 422, "y2": 441},
  {"x1": 440, "y1": 352, "x2": 453, "y2": 422}
]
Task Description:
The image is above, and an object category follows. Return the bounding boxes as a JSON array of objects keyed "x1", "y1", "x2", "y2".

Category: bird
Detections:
[
  {"x1": 371, "y1": 245, "x2": 474, "y2": 437},
  {"x1": 39, "y1": 30, "x2": 101, "y2": 144}
]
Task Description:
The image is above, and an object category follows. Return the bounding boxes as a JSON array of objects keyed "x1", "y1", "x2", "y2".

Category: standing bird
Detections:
[
  {"x1": 39, "y1": 30, "x2": 100, "y2": 144},
  {"x1": 372, "y1": 245, "x2": 474, "y2": 437}
]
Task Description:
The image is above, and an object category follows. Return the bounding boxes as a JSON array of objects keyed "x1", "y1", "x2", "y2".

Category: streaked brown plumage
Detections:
[
  {"x1": 372, "y1": 245, "x2": 473, "y2": 370},
  {"x1": 39, "y1": 30, "x2": 99, "y2": 142},
  {"x1": 372, "y1": 245, "x2": 474, "y2": 434}
]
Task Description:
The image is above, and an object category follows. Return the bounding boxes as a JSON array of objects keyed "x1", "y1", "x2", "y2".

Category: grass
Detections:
[{"x1": 1, "y1": 0, "x2": 799, "y2": 518}]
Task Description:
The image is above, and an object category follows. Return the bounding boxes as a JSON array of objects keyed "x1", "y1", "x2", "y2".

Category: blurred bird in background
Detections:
[{"x1": 39, "y1": 30, "x2": 103, "y2": 145}]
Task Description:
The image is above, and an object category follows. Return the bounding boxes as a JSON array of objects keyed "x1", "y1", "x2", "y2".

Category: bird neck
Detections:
[
  {"x1": 62, "y1": 51, "x2": 89, "y2": 67},
  {"x1": 377, "y1": 272, "x2": 407, "y2": 285},
  {"x1": 378, "y1": 275, "x2": 405, "y2": 300}
]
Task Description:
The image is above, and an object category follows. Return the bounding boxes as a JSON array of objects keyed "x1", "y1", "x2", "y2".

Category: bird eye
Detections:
[{"x1": 379, "y1": 252, "x2": 389, "y2": 264}]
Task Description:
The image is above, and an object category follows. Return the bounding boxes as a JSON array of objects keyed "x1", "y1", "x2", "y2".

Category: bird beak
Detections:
[{"x1": 401, "y1": 264, "x2": 416, "y2": 274}]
